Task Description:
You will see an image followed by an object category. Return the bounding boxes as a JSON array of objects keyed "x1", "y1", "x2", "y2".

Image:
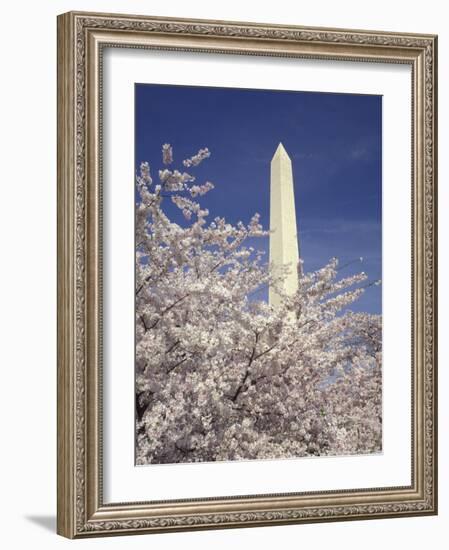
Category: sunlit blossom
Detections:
[{"x1": 135, "y1": 144, "x2": 382, "y2": 465}]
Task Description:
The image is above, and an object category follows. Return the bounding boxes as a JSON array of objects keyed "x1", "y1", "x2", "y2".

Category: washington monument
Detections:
[{"x1": 269, "y1": 143, "x2": 300, "y2": 308}]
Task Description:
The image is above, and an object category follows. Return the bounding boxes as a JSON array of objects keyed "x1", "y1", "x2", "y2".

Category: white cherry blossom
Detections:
[{"x1": 136, "y1": 145, "x2": 382, "y2": 464}]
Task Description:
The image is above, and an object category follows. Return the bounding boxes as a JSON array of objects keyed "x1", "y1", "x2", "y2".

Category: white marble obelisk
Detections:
[{"x1": 269, "y1": 143, "x2": 299, "y2": 308}]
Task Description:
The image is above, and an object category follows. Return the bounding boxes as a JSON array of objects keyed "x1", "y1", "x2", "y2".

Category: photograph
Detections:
[
  {"x1": 0, "y1": 0, "x2": 443, "y2": 544},
  {"x1": 134, "y1": 84, "x2": 383, "y2": 466},
  {"x1": 54, "y1": 9, "x2": 437, "y2": 538}
]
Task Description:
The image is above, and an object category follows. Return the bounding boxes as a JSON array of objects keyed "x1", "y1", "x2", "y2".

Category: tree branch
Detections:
[
  {"x1": 165, "y1": 340, "x2": 180, "y2": 354},
  {"x1": 166, "y1": 356, "x2": 188, "y2": 374},
  {"x1": 230, "y1": 331, "x2": 259, "y2": 402},
  {"x1": 139, "y1": 314, "x2": 149, "y2": 332}
]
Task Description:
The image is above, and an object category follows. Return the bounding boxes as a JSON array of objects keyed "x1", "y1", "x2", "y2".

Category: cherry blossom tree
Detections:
[{"x1": 135, "y1": 144, "x2": 382, "y2": 464}]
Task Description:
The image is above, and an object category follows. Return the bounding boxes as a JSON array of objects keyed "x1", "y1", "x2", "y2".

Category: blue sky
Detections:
[{"x1": 135, "y1": 84, "x2": 382, "y2": 314}]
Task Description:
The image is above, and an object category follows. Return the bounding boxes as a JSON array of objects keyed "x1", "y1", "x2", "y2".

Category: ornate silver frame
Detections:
[{"x1": 57, "y1": 11, "x2": 438, "y2": 538}]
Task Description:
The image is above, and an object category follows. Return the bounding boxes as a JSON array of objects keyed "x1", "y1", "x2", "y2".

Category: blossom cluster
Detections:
[
  {"x1": 135, "y1": 144, "x2": 382, "y2": 464},
  {"x1": 182, "y1": 147, "x2": 211, "y2": 167}
]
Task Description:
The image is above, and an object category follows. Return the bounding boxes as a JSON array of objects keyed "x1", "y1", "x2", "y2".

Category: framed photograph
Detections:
[{"x1": 57, "y1": 11, "x2": 438, "y2": 538}]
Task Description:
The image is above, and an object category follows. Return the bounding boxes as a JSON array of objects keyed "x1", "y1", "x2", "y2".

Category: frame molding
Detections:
[{"x1": 57, "y1": 11, "x2": 437, "y2": 538}]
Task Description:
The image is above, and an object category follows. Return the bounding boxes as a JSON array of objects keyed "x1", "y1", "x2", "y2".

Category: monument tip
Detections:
[
  {"x1": 273, "y1": 142, "x2": 289, "y2": 159},
  {"x1": 276, "y1": 141, "x2": 287, "y2": 154}
]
